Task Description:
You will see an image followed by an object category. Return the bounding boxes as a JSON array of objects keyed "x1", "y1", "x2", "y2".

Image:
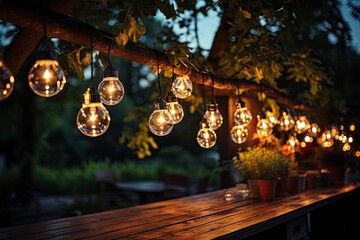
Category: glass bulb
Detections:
[
  {"x1": 266, "y1": 110, "x2": 278, "y2": 127},
  {"x1": 329, "y1": 124, "x2": 339, "y2": 138},
  {"x1": 28, "y1": 59, "x2": 66, "y2": 97},
  {"x1": 98, "y1": 66, "x2": 125, "y2": 105},
  {"x1": 278, "y1": 109, "x2": 295, "y2": 131},
  {"x1": 197, "y1": 118, "x2": 217, "y2": 148},
  {"x1": 230, "y1": 125, "x2": 248, "y2": 144},
  {"x1": 294, "y1": 115, "x2": 310, "y2": 134},
  {"x1": 167, "y1": 101, "x2": 184, "y2": 124},
  {"x1": 233, "y1": 100, "x2": 252, "y2": 126},
  {"x1": 256, "y1": 113, "x2": 273, "y2": 137},
  {"x1": 308, "y1": 123, "x2": 321, "y2": 137},
  {"x1": 0, "y1": 59, "x2": 15, "y2": 101},
  {"x1": 204, "y1": 101, "x2": 223, "y2": 130},
  {"x1": 149, "y1": 98, "x2": 173, "y2": 136},
  {"x1": 171, "y1": 75, "x2": 193, "y2": 99},
  {"x1": 76, "y1": 88, "x2": 111, "y2": 137}
]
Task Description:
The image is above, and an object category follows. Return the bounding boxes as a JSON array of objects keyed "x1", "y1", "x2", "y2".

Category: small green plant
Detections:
[{"x1": 233, "y1": 147, "x2": 294, "y2": 180}]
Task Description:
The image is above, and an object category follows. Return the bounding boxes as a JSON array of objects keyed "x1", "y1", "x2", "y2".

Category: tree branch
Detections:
[{"x1": 0, "y1": 0, "x2": 318, "y2": 112}]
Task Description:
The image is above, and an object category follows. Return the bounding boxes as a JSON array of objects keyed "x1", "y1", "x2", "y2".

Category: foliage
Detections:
[{"x1": 233, "y1": 147, "x2": 294, "y2": 180}]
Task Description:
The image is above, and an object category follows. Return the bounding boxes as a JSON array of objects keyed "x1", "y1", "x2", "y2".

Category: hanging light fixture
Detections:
[
  {"x1": 98, "y1": 41, "x2": 125, "y2": 106},
  {"x1": 204, "y1": 76, "x2": 223, "y2": 130},
  {"x1": 171, "y1": 75, "x2": 192, "y2": 99},
  {"x1": 257, "y1": 111, "x2": 273, "y2": 137},
  {"x1": 278, "y1": 108, "x2": 295, "y2": 131},
  {"x1": 197, "y1": 72, "x2": 216, "y2": 148},
  {"x1": 233, "y1": 81, "x2": 252, "y2": 126},
  {"x1": 318, "y1": 128, "x2": 334, "y2": 148},
  {"x1": 308, "y1": 123, "x2": 321, "y2": 137},
  {"x1": 230, "y1": 124, "x2": 249, "y2": 144},
  {"x1": 0, "y1": 56, "x2": 15, "y2": 101},
  {"x1": 28, "y1": 13, "x2": 66, "y2": 97},
  {"x1": 294, "y1": 114, "x2": 310, "y2": 134},
  {"x1": 266, "y1": 110, "x2": 278, "y2": 128},
  {"x1": 329, "y1": 124, "x2": 339, "y2": 138},
  {"x1": 76, "y1": 29, "x2": 110, "y2": 137},
  {"x1": 166, "y1": 64, "x2": 184, "y2": 124},
  {"x1": 148, "y1": 56, "x2": 173, "y2": 136}
]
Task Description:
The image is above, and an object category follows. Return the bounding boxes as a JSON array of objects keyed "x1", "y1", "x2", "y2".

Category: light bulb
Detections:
[
  {"x1": 0, "y1": 59, "x2": 15, "y2": 101},
  {"x1": 304, "y1": 134, "x2": 313, "y2": 143},
  {"x1": 197, "y1": 118, "x2": 217, "y2": 148},
  {"x1": 329, "y1": 124, "x2": 339, "y2": 138},
  {"x1": 294, "y1": 115, "x2": 310, "y2": 134},
  {"x1": 233, "y1": 99, "x2": 252, "y2": 126},
  {"x1": 98, "y1": 65, "x2": 125, "y2": 105},
  {"x1": 76, "y1": 88, "x2": 111, "y2": 137},
  {"x1": 204, "y1": 101, "x2": 223, "y2": 130},
  {"x1": 287, "y1": 135, "x2": 299, "y2": 148},
  {"x1": 230, "y1": 124, "x2": 248, "y2": 144},
  {"x1": 28, "y1": 42, "x2": 66, "y2": 97},
  {"x1": 308, "y1": 123, "x2": 321, "y2": 137},
  {"x1": 166, "y1": 91, "x2": 184, "y2": 124},
  {"x1": 318, "y1": 129, "x2": 334, "y2": 148},
  {"x1": 278, "y1": 108, "x2": 295, "y2": 131},
  {"x1": 149, "y1": 97, "x2": 173, "y2": 136},
  {"x1": 256, "y1": 112, "x2": 273, "y2": 137},
  {"x1": 171, "y1": 75, "x2": 193, "y2": 99},
  {"x1": 266, "y1": 110, "x2": 278, "y2": 127}
]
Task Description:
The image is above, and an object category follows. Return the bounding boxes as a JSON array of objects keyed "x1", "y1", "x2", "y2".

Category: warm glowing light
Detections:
[
  {"x1": 355, "y1": 151, "x2": 360, "y2": 157},
  {"x1": 256, "y1": 112, "x2": 273, "y2": 137},
  {"x1": 76, "y1": 88, "x2": 110, "y2": 137},
  {"x1": 197, "y1": 118, "x2": 217, "y2": 148},
  {"x1": 205, "y1": 101, "x2": 223, "y2": 130},
  {"x1": 171, "y1": 75, "x2": 193, "y2": 99},
  {"x1": 300, "y1": 142, "x2": 306, "y2": 148},
  {"x1": 0, "y1": 59, "x2": 15, "y2": 101},
  {"x1": 304, "y1": 135, "x2": 313, "y2": 143},
  {"x1": 294, "y1": 115, "x2": 310, "y2": 134},
  {"x1": 308, "y1": 123, "x2": 321, "y2": 137},
  {"x1": 343, "y1": 143, "x2": 351, "y2": 151},
  {"x1": 350, "y1": 124, "x2": 356, "y2": 132},
  {"x1": 165, "y1": 92, "x2": 184, "y2": 124},
  {"x1": 348, "y1": 136, "x2": 354, "y2": 143},
  {"x1": 149, "y1": 98, "x2": 173, "y2": 136},
  {"x1": 233, "y1": 99, "x2": 252, "y2": 126},
  {"x1": 340, "y1": 125, "x2": 344, "y2": 131},
  {"x1": 98, "y1": 65, "x2": 125, "y2": 105},
  {"x1": 230, "y1": 125, "x2": 249, "y2": 144},
  {"x1": 278, "y1": 108, "x2": 295, "y2": 131},
  {"x1": 266, "y1": 111, "x2": 278, "y2": 127},
  {"x1": 330, "y1": 124, "x2": 339, "y2": 138}
]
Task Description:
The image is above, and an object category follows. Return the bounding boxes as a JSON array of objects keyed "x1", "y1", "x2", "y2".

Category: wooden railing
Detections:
[{"x1": 0, "y1": 184, "x2": 359, "y2": 239}]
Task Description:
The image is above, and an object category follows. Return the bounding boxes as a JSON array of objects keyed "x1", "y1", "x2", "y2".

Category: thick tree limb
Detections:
[{"x1": 0, "y1": 0, "x2": 317, "y2": 112}]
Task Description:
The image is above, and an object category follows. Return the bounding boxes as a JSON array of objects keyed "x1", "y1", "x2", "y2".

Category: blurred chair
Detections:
[
  {"x1": 163, "y1": 174, "x2": 190, "y2": 199},
  {"x1": 196, "y1": 175, "x2": 209, "y2": 194},
  {"x1": 93, "y1": 169, "x2": 119, "y2": 206}
]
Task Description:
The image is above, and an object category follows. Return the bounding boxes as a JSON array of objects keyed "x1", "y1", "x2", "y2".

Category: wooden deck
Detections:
[{"x1": 1, "y1": 184, "x2": 360, "y2": 239}]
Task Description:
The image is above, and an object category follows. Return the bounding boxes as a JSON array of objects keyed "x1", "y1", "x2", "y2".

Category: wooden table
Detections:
[
  {"x1": 1, "y1": 184, "x2": 359, "y2": 239},
  {"x1": 116, "y1": 181, "x2": 165, "y2": 204}
]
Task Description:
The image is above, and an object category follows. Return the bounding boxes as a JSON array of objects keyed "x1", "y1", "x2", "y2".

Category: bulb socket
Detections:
[
  {"x1": 282, "y1": 107, "x2": 291, "y2": 115},
  {"x1": 165, "y1": 91, "x2": 177, "y2": 103},
  {"x1": 207, "y1": 101, "x2": 218, "y2": 111},
  {"x1": 36, "y1": 41, "x2": 56, "y2": 60},
  {"x1": 89, "y1": 87, "x2": 101, "y2": 103},
  {"x1": 104, "y1": 65, "x2": 119, "y2": 78},
  {"x1": 236, "y1": 98, "x2": 245, "y2": 108},
  {"x1": 153, "y1": 97, "x2": 167, "y2": 110}
]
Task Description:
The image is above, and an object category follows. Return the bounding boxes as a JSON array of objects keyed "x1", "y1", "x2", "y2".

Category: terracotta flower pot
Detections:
[
  {"x1": 247, "y1": 179, "x2": 260, "y2": 199},
  {"x1": 258, "y1": 179, "x2": 277, "y2": 201}
]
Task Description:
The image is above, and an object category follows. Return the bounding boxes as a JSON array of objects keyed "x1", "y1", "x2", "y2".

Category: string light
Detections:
[
  {"x1": 148, "y1": 56, "x2": 173, "y2": 136},
  {"x1": 76, "y1": 29, "x2": 110, "y2": 137},
  {"x1": 256, "y1": 112, "x2": 273, "y2": 137},
  {"x1": 230, "y1": 124, "x2": 248, "y2": 144},
  {"x1": 308, "y1": 123, "x2": 321, "y2": 137},
  {"x1": 205, "y1": 76, "x2": 223, "y2": 130},
  {"x1": 171, "y1": 75, "x2": 192, "y2": 99},
  {"x1": 98, "y1": 41, "x2": 125, "y2": 105},
  {"x1": 294, "y1": 115, "x2": 310, "y2": 134},
  {"x1": 278, "y1": 108, "x2": 295, "y2": 131},
  {"x1": 0, "y1": 57, "x2": 15, "y2": 101},
  {"x1": 166, "y1": 64, "x2": 184, "y2": 124},
  {"x1": 28, "y1": 13, "x2": 66, "y2": 97},
  {"x1": 266, "y1": 110, "x2": 278, "y2": 127}
]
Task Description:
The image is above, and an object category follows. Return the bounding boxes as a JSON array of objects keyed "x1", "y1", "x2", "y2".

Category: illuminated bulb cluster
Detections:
[
  {"x1": 171, "y1": 75, "x2": 193, "y2": 99},
  {"x1": 149, "y1": 98, "x2": 174, "y2": 136},
  {"x1": 76, "y1": 88, "x2": 111, "y2": 137},
  {"x1": 294, "y1": 115, "x2": 310, "y2": 134},
  {"x1": 318, "y1": 129, "x2": 334, "y2": 148},
  {"x1": 278, "y1": 108, "x2": 295, "y2": 131},
  {"x1": 197, "y1": 118, "x2": 217, "y2": 148},
  {"x1": 266, "y1": 111, "x2": 278, "y2": 128},
  {"x1": 287, "y1": 134, "x2": 299, "y2": 153},
  {"x1": 28, "y1": 42, "x2": 66, "y2": 97},
  {"x1": 205, "y1": 101, "x2": 223, "y2": 130},
  {"x1": 98, "y1": 65, "x2": 125, "y2": 105},
  {"x1": 256, "y1": 112, "x2": 272, "y2": 137},
  {"x1": 230, "y1": 99, "x2": 251, "y2": 144},
  {"x1": 0, "y1": 58, "x2": 15, "y2": 101}
]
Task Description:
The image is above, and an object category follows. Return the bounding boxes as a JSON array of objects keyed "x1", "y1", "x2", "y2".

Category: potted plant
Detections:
[{"x1": 233, "y1": 147, "x2": 293, "y2": 200}]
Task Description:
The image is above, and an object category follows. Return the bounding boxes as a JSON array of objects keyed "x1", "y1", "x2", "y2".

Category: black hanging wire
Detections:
[
  {"x1": 260, "y1": 81, "x2": 263, "y2": 112},
  {"x1": 202, "y1": 72, "x2": 206, "y2": 112},
  {"x1": 156, "y1": 55, "x2": 162, "y2": 98},
  {"x1": 171, "y1": 63, "x2": 175, "y2": 84},
  {"x1": 236, "y1": 79, "x2": 241, "y2": 102},
  {"x1": 90, "y1": 28, "x2": 94, "y2": 88},
  {"x1": 41, "y1": 10, "x2": 49, "y2": 41},
  {"x1": 107, "y1": 40, "x2": 112, "y2": 66},
  {"x1": 211, "y1": 75, "x2": 215, "y2": 101}
]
